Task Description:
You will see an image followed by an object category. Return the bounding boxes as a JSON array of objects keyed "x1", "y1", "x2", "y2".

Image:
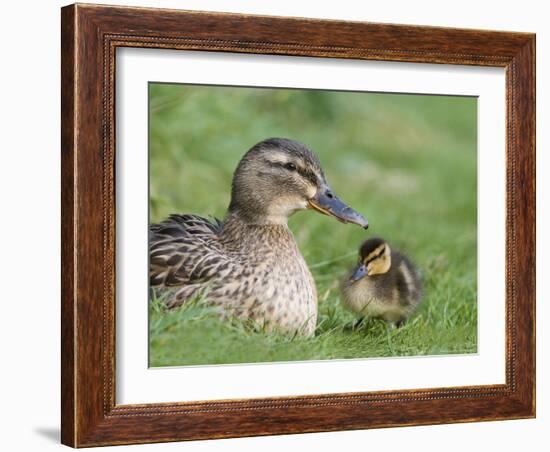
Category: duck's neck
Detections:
[
  {"x1": 223, "y1": 208, "x2": 290, "y2": 228},
  {"x1": 221, "y1": 211, "x2": 297, "y2": 250}
]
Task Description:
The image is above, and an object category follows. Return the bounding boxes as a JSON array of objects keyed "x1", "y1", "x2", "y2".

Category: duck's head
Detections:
[
  {"x1": 228, "y1": 138, "x2": 368, "y2": 228},
  {"x1": 350, "y1": 238, "x2": 391, "y2": 282}
]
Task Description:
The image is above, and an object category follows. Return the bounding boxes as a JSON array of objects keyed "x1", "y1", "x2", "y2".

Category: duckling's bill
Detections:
[
  {"x1": 308, "y1": 185, "x2": 369, "y2": 229},
  {"x1": 350, "y1": 263, "x2": 368, "y2": 282}
]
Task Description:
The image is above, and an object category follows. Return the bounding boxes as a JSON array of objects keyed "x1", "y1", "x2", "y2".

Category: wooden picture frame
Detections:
[{"x1": 61, "y1": 3, "x2": 535, "y2": 447}]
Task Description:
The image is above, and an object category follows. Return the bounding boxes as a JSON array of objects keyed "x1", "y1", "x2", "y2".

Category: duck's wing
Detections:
[
  {"x1": 392, "y1": 251, "x2": 423, "y2": 307},
  {"x1": 149, "y1": 214, "x2": 225, "y2": 288}
]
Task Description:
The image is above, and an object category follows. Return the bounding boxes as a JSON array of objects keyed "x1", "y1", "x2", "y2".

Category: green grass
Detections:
[{"x1": 148, "y1": 83, "x2": 477, "y2": 367}]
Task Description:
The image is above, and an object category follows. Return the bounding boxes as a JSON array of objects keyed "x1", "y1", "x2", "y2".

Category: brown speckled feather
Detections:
[
  {"x1": 149, "y1": 213, "x2": 317, "y2": 336},
  {"x1": 149, "y1": 214, "x2": 224, "y2": 287}
]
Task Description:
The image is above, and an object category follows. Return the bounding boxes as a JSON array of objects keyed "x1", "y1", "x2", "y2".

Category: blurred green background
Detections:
[{"x1": 149, "y1": 83, "x2": 477, "y2": 367}]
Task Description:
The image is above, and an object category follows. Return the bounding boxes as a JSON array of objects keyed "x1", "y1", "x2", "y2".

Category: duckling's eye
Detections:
[{"x1": 284, "y1": 162, "x2": 297, "y2": 171}]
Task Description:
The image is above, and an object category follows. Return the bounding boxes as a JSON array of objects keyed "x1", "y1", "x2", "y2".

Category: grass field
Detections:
[{"x1": 148, "y1": 83, "x2": 477, "y2": 367}]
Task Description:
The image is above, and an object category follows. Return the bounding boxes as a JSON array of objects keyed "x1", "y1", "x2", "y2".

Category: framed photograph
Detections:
[{"x1": 61, "y1": 3, "x2": 536, "y2": 447}]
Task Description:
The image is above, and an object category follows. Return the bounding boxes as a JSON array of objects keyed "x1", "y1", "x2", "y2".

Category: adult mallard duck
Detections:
[
  {"x1": 150, "y1": 138, "x2": 368, "y2": 337},
  {"x1": 341, "y1": 237, "x2": 422, "y2": 327}
]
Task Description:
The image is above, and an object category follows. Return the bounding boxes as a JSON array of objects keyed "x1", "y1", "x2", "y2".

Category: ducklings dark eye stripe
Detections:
[{"x1": 366, "y1": 246, "x2": 386, "y2": 264}]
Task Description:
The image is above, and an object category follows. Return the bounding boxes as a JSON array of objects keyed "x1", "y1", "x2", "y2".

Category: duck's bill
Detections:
[
  {"x1": 308, "y1": 188, "x2": 369, "y2": 229},
  {"x1": 350, "y1": 263, "x2": 368, "y2": 282}
]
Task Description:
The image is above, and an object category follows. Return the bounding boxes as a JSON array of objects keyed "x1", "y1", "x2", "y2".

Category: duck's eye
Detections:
[{"x1": 284, "y1": 162, "x2": 297, "y2": 171}]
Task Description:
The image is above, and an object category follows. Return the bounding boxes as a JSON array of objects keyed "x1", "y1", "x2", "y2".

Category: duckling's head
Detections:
[
  {"x1": 228, "y1": 138, "x2": 368, "y2": 228},
  {"x1": 350, "y1": 238, "x2": 391, "y2": 282}
]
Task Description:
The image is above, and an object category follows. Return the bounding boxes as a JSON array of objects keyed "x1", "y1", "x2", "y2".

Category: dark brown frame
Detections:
[{"x1": 61, "y1": 3, "x2": 536, "y2": 447}]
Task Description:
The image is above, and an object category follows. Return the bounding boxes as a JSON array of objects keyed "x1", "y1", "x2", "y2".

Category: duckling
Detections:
[
  {"x1": 150, "y1": 138, "x2": 368, "y2": 337},
  {"x1": 341, "y1": 238, "x2": 422, "y2": 327}
]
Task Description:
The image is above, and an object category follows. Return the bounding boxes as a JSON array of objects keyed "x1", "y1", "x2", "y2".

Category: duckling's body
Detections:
[
  {"x1": 341, "y1": 238, "x2": 422, "y2": 326},
  {"x1": 150, "y1": 138, "x2": 368, "y2": 337}
]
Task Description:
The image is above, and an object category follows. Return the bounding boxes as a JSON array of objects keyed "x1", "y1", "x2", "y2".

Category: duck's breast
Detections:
[{"x1": 247, "y1": 249, "x2": 317, "y2": 336}]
